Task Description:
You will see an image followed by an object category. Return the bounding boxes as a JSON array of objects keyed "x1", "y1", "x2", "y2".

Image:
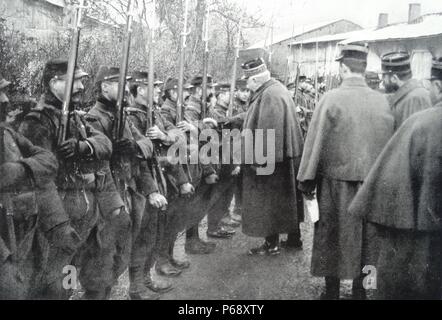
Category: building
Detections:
[
  {"x1": 289, "y1": 3, "x2": 442, "y2": 81},
  {"x1": 1, "y1": 0, "x2": 118, "y2": 41},
  {"x1": 241, "y1": 19, "x2": 362, "y2": 81}
]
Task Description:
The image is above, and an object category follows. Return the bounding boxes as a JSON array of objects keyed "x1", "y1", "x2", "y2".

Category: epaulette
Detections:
[
  {"x1": 184, "y1": 105, "x2": 201, "y2": 114},
  {"x1": 84, "y1": 114, "x2": 99, "y2": 122},
  {"x1": 74, "y1": 109, "x2": 87, "y2": 117},
  {"x1": 126, "y1": 107, "x2": 147, "y2": 114}
]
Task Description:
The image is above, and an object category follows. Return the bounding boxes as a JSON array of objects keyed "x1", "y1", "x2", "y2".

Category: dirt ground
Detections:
[{"x1": 109, "y1": 212, "x2": 355, "y2": 300}]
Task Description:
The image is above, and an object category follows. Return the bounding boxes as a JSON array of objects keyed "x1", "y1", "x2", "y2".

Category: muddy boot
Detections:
[
  {"x1": 129, "y1": 267, "x2": 160, "y2": 300},
  {"x1": 169, "y1": 257, "x2": 190, "y2": 270},
  {"x1": 155, "y1": 258, "x2": 182, "y2": 278},
  {"x1": 185, "y1": 238, "x2": 216, "y2": 254},
  {"x1": 144, "y1": 274, "x2": 173, "y2": 293}
]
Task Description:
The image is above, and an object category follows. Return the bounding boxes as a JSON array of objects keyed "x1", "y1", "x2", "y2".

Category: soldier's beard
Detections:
[{"x1": 384, "y1": 82, "x2": 399, "y2": 93}]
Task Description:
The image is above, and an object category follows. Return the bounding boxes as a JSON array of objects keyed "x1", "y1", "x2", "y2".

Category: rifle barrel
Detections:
[
  {"x1": 58, "y1": 1, "x2": 84, "y2": 145},
  {"x1": 228, "y1": 16, "x2": 242, "y2": 118},
  {"x1": 115, "y1": 0, "x2": 134, "y2": 140},
  {"x1": 176, "y1": 0, "x2": 190, "y2": 124},
  {"x1": 201, "y1": 5, "x2": 210, "y2": 119}
]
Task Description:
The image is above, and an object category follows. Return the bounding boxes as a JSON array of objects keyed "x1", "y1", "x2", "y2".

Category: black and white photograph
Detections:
[{"x1": 0, "y1": 0, "x2": 441, "y2": 304}]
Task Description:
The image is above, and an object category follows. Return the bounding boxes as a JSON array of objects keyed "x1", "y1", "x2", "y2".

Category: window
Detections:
[{"x1": 411, "y1": 50, "x2": 433, "y2": 80}]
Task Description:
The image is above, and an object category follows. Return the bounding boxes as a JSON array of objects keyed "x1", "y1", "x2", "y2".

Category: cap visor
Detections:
[{"x1": 74, "y1": 70, "x2": 89, "y2": 79}]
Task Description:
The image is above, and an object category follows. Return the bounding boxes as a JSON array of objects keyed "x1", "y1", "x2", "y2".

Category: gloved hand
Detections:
[
  {"x1": 205, "y1": 173, "x2": 219, "y2": 185},
  {"x1": 57, "y1": 139, "x2": 91, "y2": 159},
  {"x1": 231, "y1": 166, "x2": 241, "y2": 176},
  {"x1": 146, "y1": 125, "x2": 167, "y2": 142},
  {"x1": 148, "y1": 192, "x2": 168, "y2": 209},
  {"x1": 113, "y1": 138, "x2": 139, "y2": 155},
  {"x1": 0, "y1": 162, "x2": 26, "y2": 190},
  {"x1": 46, "y1": 223, "x2": 81, "y2": 255},
  {"x1": 177, "y1": 121, "x2": 198, "y2": 134},
  {"x1": 202, "y1": 117, "x2": 218, "y2": 129},
  {"x1": 180, "y1": 182, "x2": 194, "y2": 198}
]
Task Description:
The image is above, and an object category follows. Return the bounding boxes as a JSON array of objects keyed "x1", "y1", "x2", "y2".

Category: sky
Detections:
[{"x1": 235, "y1": 0, "x2": 442, "y2": 43}]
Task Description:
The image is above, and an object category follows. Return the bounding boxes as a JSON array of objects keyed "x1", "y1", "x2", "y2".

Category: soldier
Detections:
[
  {"x1": 176, "y1": 75, "x2": 219, "y2": 255},
  {"x1": 0, "y1": 75, "x2": 71, "y2": 300},
  {"x1": 381, "y1": 51, "x2": 432, "y2": 130},
  {"x1": 429, "y1": 57, "x2": 442, "y2": 108},
  {"x1": 17, "y1": 59, "x2": 123, "y2": 300},
  {"x1": 85, "y1": 66, "x2": 166, "y2": 300},
  {"x1": 239, "y1": 58, "x2": 304, "y2": 257},
  {"x1": 297, "y1": 44, "x2": 395, "y2": 300},
  {"x1": 205, "y1": 83, "x2": 240, "y2": 239},
  {"x1": 348, "y1": 60, "x2": 442, "y2": 298},
  {"x1": 155, "y1": 78, "x2": 199, "y2": 275},
  {"x1": 226, "y1": 79, "x2": 251, "y2": 224},
  {"x1": 127, "y1": 71, "x2": 193, "y2": 288},
  {"x1": 365, "y1": 71, "x2": 381, "y2": 90}
]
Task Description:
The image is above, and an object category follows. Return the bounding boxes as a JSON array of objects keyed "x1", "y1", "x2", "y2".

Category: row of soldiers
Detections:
[{"x1": 0, "y1": 59, "x2": 250, "y2": 300}]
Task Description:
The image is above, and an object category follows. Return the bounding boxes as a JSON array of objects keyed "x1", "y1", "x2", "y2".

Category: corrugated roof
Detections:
[
  {"x1": 247, "y1": 19, "x2": 357, "y2": 49},
  {"x1": 289, "y1": 29, "x2": 376, "y2": 46},
  {"x1": 340, "y1": 13, "x2": 442, "y2": 44},
  {"x1": 45, "y1": 0, "x2": 66, "y2": 7}
]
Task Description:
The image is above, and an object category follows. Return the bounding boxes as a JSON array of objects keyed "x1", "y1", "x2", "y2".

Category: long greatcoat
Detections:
[
  {"x1": 390, "y1": 79, "x2": 432, "y2": 130},
  {"x1": 0, "y1": 124, "x2": 59, "y2": 299},
  {"x1": 241, "y1": 78, "x2": 304, "y2": 238},
  {"x1": 297, "y1": 77, "x2": 394, "y2": 279},
  {"x1": 348, "y1": 107, "x2": 442, "y2": 299}
]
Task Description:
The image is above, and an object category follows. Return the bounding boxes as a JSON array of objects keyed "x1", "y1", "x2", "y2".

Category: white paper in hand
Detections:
[{"x1": 303, "y1": 196, "x2": 319, "y2": 223}]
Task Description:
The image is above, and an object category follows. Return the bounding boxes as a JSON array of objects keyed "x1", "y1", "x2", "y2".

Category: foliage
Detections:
[{"x1": 0, "y1": 0, "x2": 263, "y2": 107}]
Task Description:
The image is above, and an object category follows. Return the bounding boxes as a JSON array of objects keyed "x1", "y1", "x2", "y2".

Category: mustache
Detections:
[{"x1": 71, "y1": 90, "x2": 84, "y2": 99}]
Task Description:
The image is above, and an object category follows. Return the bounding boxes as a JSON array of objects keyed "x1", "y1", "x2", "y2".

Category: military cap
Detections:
[
  {"x1": 190, "y1": 75, "x2": 216, "y2": 87},
  {"x1": 381, "y1": 51, "x2": 411, "y2": 75},
  {"x1": 236, "y1": 78, "x2": 248, "y2": 90},
  {"x1": 430, "y1": 57, "x2": 442, "y2": 81},
  {"x1": 94, "y1": 65, "x2": 132, "y2": 85},
  {"x1": 0, "y1": 74, "x2": 11, "y2": 90},
  {"x1": 335, "y1": 42, "x2": 369, "y2": 62},
  {"x1": 42, "y1": 58, "x2": 88, "y2": 87},
  {"x1": 164, "y1": 78, "x2": 179, "y2": 91},
  {"x1": 365, "y1": 71, "x2": 380, "y2": 82},
  {"x1": 130, "y1": 71, "x2": 163, "y2": 86},
  {"x1": 214, "y1": 83, "x2": 231, "y2": 93},
  {"x1": 184, "y1": 82, "x2": 194, "y2": 90},
  {"x1": 241, "y1": 58, "x2": 267, "y2": 79},
  {"x1": 286, "y1": 82, "x2": 296, "y2": 90}
]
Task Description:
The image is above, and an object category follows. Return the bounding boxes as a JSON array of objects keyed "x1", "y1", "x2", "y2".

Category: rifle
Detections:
[
  {"x1": 227, "y1": 14, "x2": 243, "y2": 118},
  {"x1": 176, "y1": 0, "x2": 190, "y2": 124},
  {"x1": 201, "y1": 3, "x2": 210, "y2": 119},
  {"x1": 293, "y1": 62, "x2": 300, "y2": 106},
  {"x1": 58, "y1": 0, "x2": 86, "y2": 145},
  {"x1": 114, "y1": 0, "x2": 134, "y2": 141},
  {"x1": 146, "y1": 0, "x2": 168, "y2": 201},
  {"x1": 0, "y1": 103, "x2": 17, "y2": 263}
]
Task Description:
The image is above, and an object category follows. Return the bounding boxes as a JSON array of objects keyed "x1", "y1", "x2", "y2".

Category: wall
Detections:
[
  {"x1": 269, "y1": 20, "x2": 362, "y2": 79},
  {"x1": 290, "y1": 34, "x2": 442, "y2": 80},
  {"x1": 1, "y1": 0, "x2": 64, "y2": 39}
]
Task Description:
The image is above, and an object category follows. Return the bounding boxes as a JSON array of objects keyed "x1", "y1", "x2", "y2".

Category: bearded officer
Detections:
[{"x1": 381, "y1": 51, "x2": 432, "y2": 130}]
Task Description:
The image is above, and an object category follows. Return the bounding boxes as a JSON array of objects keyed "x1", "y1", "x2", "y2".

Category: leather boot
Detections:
[
  {"x1": 129, "y1": 267, "x2": 160, "y2": 300},
  {"x1": 185, "y1": 238, "x2": 216, "y2": 254},
  {"x1": 144, "y1": 274, "x2": 173, "y2": 293},
  {"x1": 155, "y1": 258, "x2": 183, "y2": 278}
]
